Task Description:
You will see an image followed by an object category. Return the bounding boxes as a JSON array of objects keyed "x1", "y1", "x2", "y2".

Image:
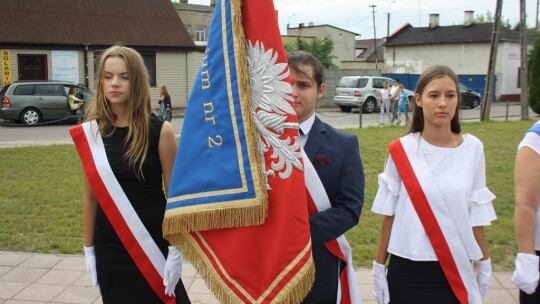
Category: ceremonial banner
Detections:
[{"x1": 164, "y1": 0, "x2": 314, "y2": 302}]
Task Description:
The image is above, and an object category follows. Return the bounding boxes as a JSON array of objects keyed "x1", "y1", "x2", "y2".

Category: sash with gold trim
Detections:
[
  {"x1": 163, "y1": 0, "x2": 314, "y2": 303},
  {"x1": 302, "y1": 149, "x2": 362, "y2": 304},
  {"x1": 70, "y1": 121, "x2": 175, "y2": 304},
  {"x1": 388, "y1": 134, "x2": 481, "y2": 304}
]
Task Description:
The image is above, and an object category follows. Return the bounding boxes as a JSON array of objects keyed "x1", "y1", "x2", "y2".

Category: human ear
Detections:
[
  {"x1": 317, "y1": 83, "x2": 326, "y2": 99},
  {"x1": 415, "y1": 93, "x2": 422, "y2": 107}
]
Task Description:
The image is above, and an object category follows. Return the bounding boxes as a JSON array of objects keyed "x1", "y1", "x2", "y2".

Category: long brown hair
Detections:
[
  {"x1": 408, "y1": 65, "x2": 461, "y2": 134},
  {"x1": 85, "y1": 44, "x2": 152, "y2": 176}
]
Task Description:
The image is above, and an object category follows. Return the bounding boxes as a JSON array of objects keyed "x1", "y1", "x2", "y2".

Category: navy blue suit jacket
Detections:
[{"x1": 302, "y1": 116, "x2": 365, "y2": 303}]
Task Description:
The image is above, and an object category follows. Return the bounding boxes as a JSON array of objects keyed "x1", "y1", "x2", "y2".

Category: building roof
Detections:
[
  {"x1": 288, "y1": 24, "x2": 359, "y2": 36},
  {"x1": 385, "y1": 23, "x2": 521, "y2": 46},
  {"x1": 0, "y1": 0, "x2": 195, "y2": 48},
  {"x1": 355, "y1": 38, "x2": 385, "y2": 62},
  {"x1": 177, "y1": 3, "x2": 214, "y2": 12}
]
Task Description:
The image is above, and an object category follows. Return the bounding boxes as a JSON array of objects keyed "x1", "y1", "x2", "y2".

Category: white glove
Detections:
[
  {"x1": 512, "y1": 253, "x2": 540, "y2": 294},
  {"x1": 372, "y1": 261, "x2": 390, "y2": 304},
  {"x1": 163, "y1": 246, "x2": 183, "y2": 297},
  {"x1": 83, "y1": 246, "x2": 100, "y2": 292},
  {"x1": 475, "y1": 258, "x2": 492, "y2": 298}
]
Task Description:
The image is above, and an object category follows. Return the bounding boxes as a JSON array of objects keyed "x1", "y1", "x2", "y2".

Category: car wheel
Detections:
[
  {"x1": 339, "y1": 105, "x2": 352, "y2": 113},
  {"x1": 362, "y1": 98, "x2": 376, "y2": 113},
  {"x1": 471, "y1": 98, "x2": 480, "y2": 109},
  {"x1": 20, "y1": 108, "x2": 41, "y2": 125}
]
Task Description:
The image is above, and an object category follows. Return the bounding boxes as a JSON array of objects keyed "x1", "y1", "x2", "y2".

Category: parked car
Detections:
[
  {"x1": 333, "y1": 76, "x2": 414, "y2": 113},
  {"x1": 0, "y1": 80, "x2": 92, "y2": 125},
  {"x1": 459, "y1": 83, "x2": 482, "y2": 109}
]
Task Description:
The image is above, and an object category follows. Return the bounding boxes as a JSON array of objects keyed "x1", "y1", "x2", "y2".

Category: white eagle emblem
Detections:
[{"x1": 246, "y1": 41, "x2": 303, "y2": 188}]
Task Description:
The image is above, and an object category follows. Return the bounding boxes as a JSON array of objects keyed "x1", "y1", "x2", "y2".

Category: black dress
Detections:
[{"x1": 94, "y1": 114, "x2": 190, "y2": 303}]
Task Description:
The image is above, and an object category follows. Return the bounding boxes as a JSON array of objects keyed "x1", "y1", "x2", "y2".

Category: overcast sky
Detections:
[{"x1": 188, "y1": 0, "x2": 537, "y2": 39}]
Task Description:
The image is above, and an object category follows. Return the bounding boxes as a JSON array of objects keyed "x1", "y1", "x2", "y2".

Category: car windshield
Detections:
[{"x1": 337, "y1": 78, "x2": 368, "y2": 88}]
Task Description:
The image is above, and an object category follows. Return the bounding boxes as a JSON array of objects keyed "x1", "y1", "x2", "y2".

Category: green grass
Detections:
[{"x1": 0, "y1": 120, "x2": 533, "y2": 270}]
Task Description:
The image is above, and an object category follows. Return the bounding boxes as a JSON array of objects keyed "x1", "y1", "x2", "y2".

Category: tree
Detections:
[
  {"x1": 474, "y1": 10, "x2": 512, "y2": 29},
  {"x1": 529, "y1": 37, "x2": 540, "y2": 114},
  {"x1": 284, "y1": 37, "x2": 337, "y2": 69}
]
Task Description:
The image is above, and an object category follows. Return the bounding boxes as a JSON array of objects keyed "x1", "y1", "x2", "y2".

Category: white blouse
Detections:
[{"x1": 372, "y1": 133, "x2": 497, "y2": 261}]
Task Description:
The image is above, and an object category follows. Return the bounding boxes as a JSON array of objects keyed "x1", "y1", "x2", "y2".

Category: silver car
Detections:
[
  {"x1": 0, "y1": 80, "x2": 92, "y2": 125},
  {"x1": 333, "y1": 76, "x2": 413, "y2": 113}
]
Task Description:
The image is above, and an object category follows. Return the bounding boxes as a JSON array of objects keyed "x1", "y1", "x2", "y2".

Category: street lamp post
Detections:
[
  {"x1": 287, "y1": 13, "x2": 296, "y2": 29},
  {"x1": 387, "y1": 0, "x2": 396, "y2": 37}
]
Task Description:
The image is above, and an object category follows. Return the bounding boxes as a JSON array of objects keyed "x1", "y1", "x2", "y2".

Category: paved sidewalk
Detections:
[{"x1": 0, "y1": 251, "x2": 520, "y2": 304}]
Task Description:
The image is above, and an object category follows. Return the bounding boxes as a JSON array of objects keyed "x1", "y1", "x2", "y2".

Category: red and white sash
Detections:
[
  {"x1": 70, "y1": 121, "x2": 175, "y2": 304},
  {"x1": 388, "y1": 134, "x2": 480, "y2": 304},
  {"x1": 302, "y1": 149, "x2": 362, "y2": 304}
]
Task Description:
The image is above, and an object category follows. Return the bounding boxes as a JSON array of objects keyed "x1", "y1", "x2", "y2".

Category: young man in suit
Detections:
[{"x1": 288, "y1": 50, "x2": 365, "y2": 303}]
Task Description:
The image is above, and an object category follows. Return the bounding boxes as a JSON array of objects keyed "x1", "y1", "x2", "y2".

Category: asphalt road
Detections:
[{"x1": 0, "y1": 102, "x2": 533, "y2": 148}]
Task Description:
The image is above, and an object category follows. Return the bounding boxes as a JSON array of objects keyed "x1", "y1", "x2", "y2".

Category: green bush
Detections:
[{"x1": 529, "y1": 37, "x2": 540, "y2": 114}]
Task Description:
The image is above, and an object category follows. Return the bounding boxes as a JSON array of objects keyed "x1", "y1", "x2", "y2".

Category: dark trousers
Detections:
[
  {"x1": 390, "y1": 99, "x2": 398, "y2": 122},
  {"x1": 520, "y1": 250, "x2": 540, "y2": 304},
  {"x1": 387, "y1": 255, "x2": 459, "y2": 304}
]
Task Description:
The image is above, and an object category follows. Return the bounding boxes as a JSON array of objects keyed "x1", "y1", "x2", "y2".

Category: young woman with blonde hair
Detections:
[
  {"x1": 72, "y1": 44, "x2": 190, "y2": 303},
  {"x1": 158, "y1": 84, "x2": 172, "y2": 122}
]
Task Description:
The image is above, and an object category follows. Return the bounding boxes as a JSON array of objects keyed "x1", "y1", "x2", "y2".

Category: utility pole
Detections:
[
  {"x1": 536, "y1": 0, "x2": 539, "y2": 31},
  {"x1": 370, "y1": 4, "x2": 378, "y2": 70},
  {"x1": 481, "y1": 0, "x2": 503, "y2": 121},
  {"x1": 521, "y1": 0, "x2": 529, "y2": 119},
  {"x1": 387, "y1": 12, "x2": 391, "y2": 38}
]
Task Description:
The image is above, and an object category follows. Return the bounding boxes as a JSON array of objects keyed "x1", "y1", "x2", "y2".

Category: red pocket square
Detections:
[{"x1": 313, "y1": 153, "x2": 332, "y2": 167}]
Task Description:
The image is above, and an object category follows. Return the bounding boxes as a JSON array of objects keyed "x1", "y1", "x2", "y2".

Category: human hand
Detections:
[
  {"x1": 512, "y1": 253, "x2": 540, "y2": 294},
  {"x1": 163, "y1": 246, "x2": 183, "y2": 297},
  {"x1": 372, "y1": 261, "x2": 390, "y2": 304},
  {"x1": 475, "y1": 258, "x2": 492, "y2": 297},
  {"x1": 83, "y1": 246, "x2": 100, "y2": 292}
]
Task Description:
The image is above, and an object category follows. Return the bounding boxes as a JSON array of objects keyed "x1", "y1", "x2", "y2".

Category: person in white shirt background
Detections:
[
  {"x1": 371, "y1": 65, "x2": 496, "y2": 304},
  {"x1": 388, "y1": 78, "x2": 400, "y2": 123},
  {"x1": 512, "y1": 120, "x2": 540, "y2": 303},
  {"x1": 379, "y1": 81, "x2": 392, "y2": 124}
]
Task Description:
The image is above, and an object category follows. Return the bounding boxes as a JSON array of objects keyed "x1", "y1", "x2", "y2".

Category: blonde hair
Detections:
[
  {"x1": 85, "y1": 44, "x2": 152, "y2": 176},
  {"x1": 159, "y1": 84, "x2": 170, "y2": 97}
]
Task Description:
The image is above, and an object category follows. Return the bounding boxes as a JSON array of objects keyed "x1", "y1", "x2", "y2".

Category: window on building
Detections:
[
  {"x1": 186, "y1": 24, "x2": 192, "y2": 35},
  {"x1": 139, "y1": 51, "x2": 157, "y2": 87},
  {"x1": 196, "y1": 25, "x2": 206, "y2": 41}
]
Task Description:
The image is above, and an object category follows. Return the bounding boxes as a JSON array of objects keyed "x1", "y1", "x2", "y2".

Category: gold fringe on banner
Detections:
[
  {"x1": 168, "y1": 232, "x2": 315, "y2": 304},
  {"x1": 162, "y1": 198, "x2": 268, "y2": 233}
]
